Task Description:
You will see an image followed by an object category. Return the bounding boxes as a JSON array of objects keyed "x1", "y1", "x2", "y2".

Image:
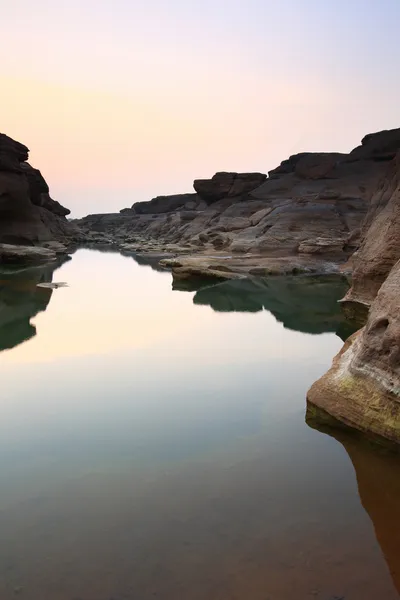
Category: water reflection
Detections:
[
  {"x1": 306, "y1": 412, "x2": 400, "y2": 597},
  {"x1": 0, "y1": 259, "x2": 68, "y2": 352},
  {"x1": 128, "y1": 253, "x2": 356, "y2": 339},
  {"x1": 191, "y1": 275, "x2": 354, "y2": 338},
  {"x1": 0, "y1": 249, "x2": 398, "y2": 599}
]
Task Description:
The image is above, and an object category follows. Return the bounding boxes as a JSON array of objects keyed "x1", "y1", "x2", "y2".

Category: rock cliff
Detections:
[
  {"x1": 0, "y1": 133, "x2": 77, "y2": 245},
  {"x1": 308, "y1": 148, "x2": 400, "y2": 445}
]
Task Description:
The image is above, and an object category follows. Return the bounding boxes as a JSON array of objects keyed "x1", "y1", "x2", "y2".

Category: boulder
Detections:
[
  {"x1": 298, "y1": 237, "x2": 345, "y2": 256},
  {"x1": 133, "y1": 194, "x2": 198, "y2": 214},
  {"x1": 268, "y1": 152, "x2": 345, "y2": 179},
  {"x1": 193, "y1": 172, "x2": 267, "y2": 204},
  {"x1": 348, "y1": 128, "x2": 400, "y2": 162}
]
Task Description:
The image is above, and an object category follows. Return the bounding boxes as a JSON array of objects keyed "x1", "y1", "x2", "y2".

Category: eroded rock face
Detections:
[
  {"x1": 342, "y1": 152, "x2": 400, "y2": 311},
  {"x1": 77, "y1": 129, "x2": 400, "y2": 273},
  {"x1": 0, "y1": 133, "x2": 76, "y2": 245},
  {"x1": 307, "y1": 143, "x2": 400, "y2": 446},
  {"x1": 308, "y1": 258, "x2": 400, "y2": 445}
]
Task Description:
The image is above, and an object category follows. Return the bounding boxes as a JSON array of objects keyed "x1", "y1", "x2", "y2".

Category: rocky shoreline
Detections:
[{"x1": 2, "y1": 127, "x2": 400, "y2": 446}]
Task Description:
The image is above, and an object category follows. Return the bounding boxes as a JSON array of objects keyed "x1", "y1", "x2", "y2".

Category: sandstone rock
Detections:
[
  {"x1": 76, "y1": 128, "x2": 400, "y2": 287},
  {"x1": 0, "y1": 133, "x2": 75, "y2": 245},
  {"x1": 0, "y1": 134, "x2": 28, "y2": 171},
  {"x1": 211, "y1": 234, "x2": 230, "y2": 249},
  {"x1": 193, "y1": 172, "x2": 266, "y2": 204},
  {"x1": 160, "y1": 253, "x2": 340, "y2": 283},
  {"x1": 348, "y1": 128, "x2": 400, "y2": 162},
  {"x1": 268, "y1": 152, "x2": 345, "y2": 179},
  {"x1": 179, "y1": 211, "x2": 198, "y2": 221},
  {"x1": 40, "y1": 241, "x2": 69, "y2": 254},
  {"x1": 0, "y1": 244, "x2": 57, "y2": 265},
  {"x1": 308, "y1": 257, "x2": 400, "y2": 445},
  {"x1": 294, "y1": 153, "x2": 343, "y2": 179},
  {"x1": 298, "y1": 237, "x2": 345, "y2": 255},
  {"x1": 341, "y1": 152, "x2": 400, "y2": 311},
  {"x1": 133, "y1": 194, "x2": 198, "y2": 214}
]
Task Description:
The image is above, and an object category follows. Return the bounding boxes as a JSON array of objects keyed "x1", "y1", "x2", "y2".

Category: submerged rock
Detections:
[{"x1": 36, "y1": 281, "x2": 68, "y2": 289}]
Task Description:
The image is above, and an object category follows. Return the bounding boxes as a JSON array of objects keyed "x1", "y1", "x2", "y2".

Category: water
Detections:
[{"x1": 0, "y1": 249, "x2": 399, "y2": 600}]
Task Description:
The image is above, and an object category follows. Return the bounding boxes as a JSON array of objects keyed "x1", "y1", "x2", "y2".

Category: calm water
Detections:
[{"x1": 1, "y1": 249, "x2": 400, "y2": 600}]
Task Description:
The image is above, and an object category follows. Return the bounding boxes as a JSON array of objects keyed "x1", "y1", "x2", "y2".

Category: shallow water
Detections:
[{"x1": 0, "y1": 249, "x2": 399, "y2": 600}]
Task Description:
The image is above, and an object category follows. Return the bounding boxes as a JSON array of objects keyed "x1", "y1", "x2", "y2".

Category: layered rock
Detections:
[
  {"x1": 193, "y1": 172, "x2": 267, "y2": 204},
  {"x1": 131, "y1": 193, "x2": 200, "y2": 215},
  {"x1": 307, "y1": 146, "x2": 400, "y2": 445},
  {"x1": 308, "y1": 256, "x2": 400, "y2": 445},
  {"x1": 77, "y1": 129, "x2": 400, "y2": 280},
  {"x1": 341, "y1": 151, "x2": 400, "y2": 315},
  {"x1": 0, "y1": 133, "x2": 77, "y2": 246}
]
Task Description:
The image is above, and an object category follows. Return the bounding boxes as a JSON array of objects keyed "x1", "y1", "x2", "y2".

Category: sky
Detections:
[{"x1": 1, "y1": 0, "x2": 399, "y2": 217}]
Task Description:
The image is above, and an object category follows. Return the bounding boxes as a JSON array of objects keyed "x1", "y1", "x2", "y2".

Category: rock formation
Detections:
[
  {"x1": 341, "y1": 151, "x2": 400, "y2": 317},
  {"x1": 0, "y1": 133, "x2": 77, "y2": 246},
  {"x1": 77, "y1": 128, "x2": 400, "y2": 281},
  {"x1": 308, "y1": 148, "x2": 400, "y2": 445}
]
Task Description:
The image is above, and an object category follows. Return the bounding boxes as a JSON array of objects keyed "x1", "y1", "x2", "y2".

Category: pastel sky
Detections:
[{"x1": 1, "y1": 0, "x2": 399, "y2": 217}]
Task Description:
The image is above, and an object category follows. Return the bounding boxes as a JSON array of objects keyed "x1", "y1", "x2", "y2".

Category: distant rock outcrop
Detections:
[
  {"x1": 0, "y1": 133, "x2": 77, "y2": 245},
  {"x1": 193, "y1": 172, "x2": 267, "y2": 204},
  {"x1": 77, "y1": 129, "x2": 400, "y2": 281}
]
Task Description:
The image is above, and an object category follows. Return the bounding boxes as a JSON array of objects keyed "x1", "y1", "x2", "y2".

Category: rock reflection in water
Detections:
[
  {"x1": 306, "y1": 412, "x2": 400, "y2": 597},
  {"x1": 0, "y1": 259, "x2": 68, "y2": 352},
  {"x1": 191, "y1": 275, "x2": 354, "y2": 338}
]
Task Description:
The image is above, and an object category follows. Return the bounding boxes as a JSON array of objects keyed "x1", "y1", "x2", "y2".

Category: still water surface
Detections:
[{"x1": 0, "y1": 249, "x2": 400, "y2": 600}]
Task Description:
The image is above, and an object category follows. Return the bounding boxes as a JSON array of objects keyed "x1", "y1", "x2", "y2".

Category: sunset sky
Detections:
[{"x1": 2, "y1": 0, "x2": 399, "y2": 217}]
